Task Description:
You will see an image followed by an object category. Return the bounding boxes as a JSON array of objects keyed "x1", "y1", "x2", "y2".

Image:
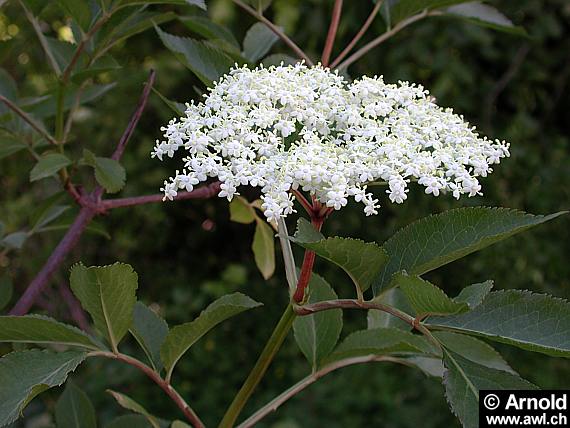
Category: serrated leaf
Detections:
[
  {"x1": 151, "y1": 87, "x2": 186, "y2": 116},
  {"x1": 57, "y1": 0, "x2": 92, "y2": 31},
  {"x1": 292, "y1": 218, "x2": 388, "y2": 294},
  {"x1": 0, "y1": 315, "x2": 99, "y2": 349},
  {"x1": 405, "y1": 355, "x2": 444, "y2": 377},
  {"x1": 396, "y1": 274, "x2": 468, "y2": 317},
  {"x1": 56, "y1": 381, "x2": 97, "y2": 428},
  {"x1": 131, "y1": 302, "x2": 169, "y2": 372},
  {"x1": 0, "y1": 136, "x2": 26, "y2": 159},
  {"x1": 374, "y1": 208, "x2": 566, "y2": 294},
  {"x1": 326, "y1": 328, "x2": 435, "y2": 364},
  {"x1": 433, "y1": 331, "x2": 514, "y2": 373},
  {"x1": 252, "y1": 218, "x2": 275, "y2": 280},
  {"x1": 429, "y1": 290, "x2": 570, "y2": 357},
  {"x1": 161, "y1": 292, "x2": 262, "y2": 379},
  {"x1": 107, "y1": 390, "x2": 160, "y2": 428},
  {"x1": 445, "y1": 2, "x2": 526, "y2": 35},
  {"x1": 455, "y1": 280, "x2": 494, "y2": 308},
  {"x1": 83, "y1": 150, "x2": 126, "y2": 193},
  {"x1": 70, "y1": 263, "x2": 138, "y2": 351},
  {"x1": 242, "y1": 22, "x2": 279, "y2": 63},
  {"x1": 0, "y1": 275, "x2": 13, "y2": 311},
  {"x1": 0, "y1": 349, "x2": 87, "y2": 427},
  {"x1": 30, "y1": 153, "x2": 72, "y2": 182},
  {"x1": 443, "y1": 349, "x2": 536, "y2": 428},
  {"x1": 293, "y1": 273, "x2": 342, "y2": 370},
  {"x1": 229, "y1": 196, "x2": 256, "y2": 224},
  {"x1": 156, "y1": 27, "x2": 235, "y2": 86},
  {"x1": 367, "y1": 288, "x2": 413, "y2": 330}
]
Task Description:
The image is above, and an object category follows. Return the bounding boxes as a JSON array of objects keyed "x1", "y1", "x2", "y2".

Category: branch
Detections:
[
  {"x1": 238, "y1": 355, "x2": 403, "y2": 427},
  {"x1": 321, "y1": 0, "x2": 344, "y2": 67},
  {"x1": 336, "y1": 9, "x2": 430, "y2": 70},
  {"x1": 111, "y1": 70, "x2": 156, "y2": 161},
  {"x1": 0, "y1": 95, "x2": 58, "y2": 146},
  {"x1": 9, "y1": 207, "x2": 96, "y2": 315},
  {"x1": 101, "y1": 181, "x2": 221, "y2": 210},
  {"x1": 329, "y1": 0, "x2": 383, "y2": 69},
  {"x1": 232, "y1": 0, "x2": 314, "y2": 65},
  {"x1": 89, "y1": 351, "x2": 205, "y2": 428},
  {"x1": 292, "y1": 216, "x2": 324, "y2": 303}
]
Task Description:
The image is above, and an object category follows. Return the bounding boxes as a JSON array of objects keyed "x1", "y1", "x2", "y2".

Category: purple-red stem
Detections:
[
  {"x1": 321, "y1": 0, "x2": 344, "y2": 67},
  {"x1": 292, "y1": 215, "x2": 324, "y2": 303}
]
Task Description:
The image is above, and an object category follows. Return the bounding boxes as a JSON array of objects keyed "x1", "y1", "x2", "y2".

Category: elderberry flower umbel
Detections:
[{"x1": 152, "y1": 63, "x2": 510, "y2": 222}]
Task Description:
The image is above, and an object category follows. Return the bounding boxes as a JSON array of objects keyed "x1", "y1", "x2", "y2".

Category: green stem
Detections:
[{"x1": 218, "y1": 304, "x2": 296, "y2": 428}]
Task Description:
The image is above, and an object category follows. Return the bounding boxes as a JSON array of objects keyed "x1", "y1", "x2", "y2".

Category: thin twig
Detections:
[
  {"x1": 277, "y1": 217, "x2": 298, "y2": 296},
  {"x1": 101, "y1": 181, "x2": 221, "y2": 210},
  {"x1": 238, "y1": 355, "x2": 404, "y2": 427},
  {"x1": 336, "y1": 10, "x2": 430, "y2": 70},
  {"x1": 321, "y1": 0, "x2": 344, "y2": 67},
  {"x1": 0, "y1": 95, "x2": 58, "y2": 146},
  {"x1": 291, "y1": 189, "x2": 314, "y2": 216},
  {"x1": 110, "y1": 70, "x2": 156, "y2": 161},
  {"x1": 232, "y1": 0, "x2": 314, "y2": 65},
  {"x1": 89, "y1": 351, "x2": 205, "y2": 428},
  {"x1": 330, "y1": 0, "x2": 383, "y2": 69}
]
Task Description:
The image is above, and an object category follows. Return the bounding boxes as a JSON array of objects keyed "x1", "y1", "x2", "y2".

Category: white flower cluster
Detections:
[{"x1": 152, "y1": 63, "x2": 510, "y2": 222}]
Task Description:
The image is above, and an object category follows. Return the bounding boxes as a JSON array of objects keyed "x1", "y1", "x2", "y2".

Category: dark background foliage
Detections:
[{"x1": 1, "y1": 0, "x2": 569, "y2": 427}]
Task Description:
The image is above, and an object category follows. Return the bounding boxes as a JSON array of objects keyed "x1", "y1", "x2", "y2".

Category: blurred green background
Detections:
[{"x1": 1, "y1": 0, "x2": 569, "y2": 427}]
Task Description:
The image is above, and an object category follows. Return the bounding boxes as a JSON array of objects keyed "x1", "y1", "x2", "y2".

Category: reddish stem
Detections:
[
  {"x1": 291, "y1": 189, "x2": 314, "y2": 216},
  {"x1": 330, "y1": 0, "x2": 383, "y2": 69},
  {"x1": 292, "y1": 216, "x2": 324, "y2": 303},
  {"x1": 321, "y1": 0, "x2": 344, "y2": 67},
  {"x1": 9, "y1": 207, "x2": 96, "y2": 315}
]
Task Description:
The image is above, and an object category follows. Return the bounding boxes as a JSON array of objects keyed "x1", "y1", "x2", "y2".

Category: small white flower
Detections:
[{"x1": 153, "y1": 64, "x2": 510, "y2": 221}]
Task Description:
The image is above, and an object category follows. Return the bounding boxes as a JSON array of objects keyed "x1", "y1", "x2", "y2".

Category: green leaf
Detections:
[
  {"x1": 83, "y1": 150, "x2": 126, "y2": 193},
  {"x1": 181, "y1": 16, "x2": 240, "y2": 49},
  {"x1": 0, "y1": 349, "x2": 87, "y2": 427},
  {"x1": 243, "y1": 0, "x2": 272, "y2": 12},
  {"x1": 151, "y1": 87, "x2": 186, "y2": 116},
  {"x1": 57, "y1": 0, "x2": 92, "y2": 31},
  {"x1": 70, "y1": 263, "x2": 138, "y2": 351},
  {"x1": 429, "y1": 290, "x2": 570, "y2": 357},
  {"x1": 292, "y1": 218, "x2": 388, "y2": 294},
  {"x1": 396, "y1": 274, "x2": 468, "y2": 317},
  {"x1": 293, "y1": 273, "x2": 342, "y2": 370},
  {"x1": 443, "y1": 349, "x2": 536, "y2": 428},
  {"x1": 107, "y1": 390, "x2": 160, "y2": 428},
  {"x1": 156, "y1": 26, "x2": 235, "y2": 86},
  {"x1": 374, "y1": 207, "x2": 566, "y2": 294},
  {"x1": 131, "y1": 302, "x2": 169, "y2": 372},
  {"x1": 385, "y1": 0, "x2": 472, "y2": 25},
  {"x1": 405, "y1": 355, "x2": 444, "y2": 377},
  {"x1": 367, "y1": 288, "x2": 414, "y2": 330},
  {"x1": 455, "y1": 280, "x2": 494, "y2": 308},
  {"x1": 105, "y1": 415, "x2": 154, "y2": 428},
  {"x1": 0, "y1": 315, "x2": 99, "y2": 349},
  {"x1": 229, "y1": 196, "x2": 256, "y2": 224},
  {"x1": 171, "y1": 422, "x2": 192, "y2": 428},
  {"x1": 56, "y1": 381, "x2": 97, "y2": 428},
  {"x1": 0, "y1": 275, "x2": 13, "y2": 311},
  {"x1": 1, "y1": 231, "x2": 28, "y2": 249},
  {"x1": 0, "y1": 136, "x2": 26, "y2": 159},
  {"x1": 433, "y1": 331, "x2": 514, "y2": 373},
  {"x1": 30, "y1": 153, "x2": 72, "y2": 182},
  {"x1": 161, "y1": 292, "x2": 262, "y2": 378},
  {"x1": 242, "y1": 22, "x2": 279, "y2": 63},
  {"x1": 326, "y1": 328, "x2": 435, "y2": 364},
  {"x1": 445, "y1": 2, "x2": 526, "y2": 35},
  {"x1": 252, "y1": 218, "x2": 275, "y2": 280},
  {"x1": 71, "y1": 55, "x2": 122, "y2": 84}
]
